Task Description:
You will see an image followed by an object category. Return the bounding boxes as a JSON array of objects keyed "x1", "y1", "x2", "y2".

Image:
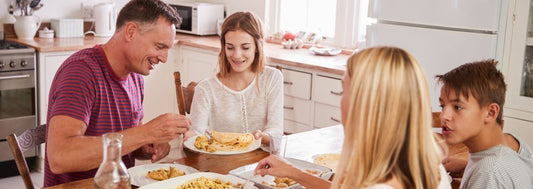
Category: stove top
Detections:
[
  {"x1": 0, "y1": 41, "x2": 35, "y2": 55},
  {"x1": 0, "y1": 41, "x2": 29, "y2": 49},
  {"x1": 0, "y1": 41, "x2": 35, "y2": 72}
]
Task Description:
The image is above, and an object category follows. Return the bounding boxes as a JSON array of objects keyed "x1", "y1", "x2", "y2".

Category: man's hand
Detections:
[
  {"x1": 136, "y1": 143, "x2": 171, "y2": 162},
  {"x1": 150, "y1": 143, "x2": 171, "y2": 162},
  {"x1": 144, "y1": 113, "x2": 191, "y2": 144}
]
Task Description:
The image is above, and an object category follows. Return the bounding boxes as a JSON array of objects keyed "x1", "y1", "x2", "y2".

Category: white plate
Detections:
[
  {"x1": 184, "y1": 135, "x2": 261, "y2": 155},
  {"x1": 309, "y1": 47, "x2": 342, "y2": 56},
  {"x1": 229, "y1": 158, "x2": 333, "y2": 189},
  {"x1": 139, "y1": 172, "x2": 257, "y2": 189},
  {"x1": 312, "y1": 153, "x2": 340, "y2": 173},
  {"x1": 128, "y1": 163, "x2": 199, "y2": 186}
]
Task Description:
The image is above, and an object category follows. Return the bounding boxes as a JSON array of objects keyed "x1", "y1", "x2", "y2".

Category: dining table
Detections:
[
  {"x1": 42, "y1": 124, "x2": 461, "y2": 189},
  {"x1": 43, "y1": 125, "x2": 344, "y2": 189}
]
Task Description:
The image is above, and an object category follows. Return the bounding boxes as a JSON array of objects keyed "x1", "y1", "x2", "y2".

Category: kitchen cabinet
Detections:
[
  {"x1": 274, "y1": 64, "x2": 343, "y2": 133},
  {"x1": 142, "y1": 47, "x2": 181, "y2": 121},
  {"x1": 313, "y1": 75, "x2": 343, "y2": 128},
  {"x1": 503, "y1": 116, "x2": 533, "y2": 148},
  {"x1": 36, "y1": 50, "x2": 76, "y2": 172},
  {"x1": 501, "y1": 0, "x2": 533, "y2": 147},
  {"x1": 176, "y1": 46, "x2": 218, "y2": 85},
  {"x1": 282, "y1": 69, "x2": 312, "y2": 100},
  {"x1": 37, "y1": 51, "x2": 76, "y2": 125}
]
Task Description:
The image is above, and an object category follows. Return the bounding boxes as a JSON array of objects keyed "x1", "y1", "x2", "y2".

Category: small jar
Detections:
[{"x1": 38, "y1": 27, "x2": 54, "y2": 39}]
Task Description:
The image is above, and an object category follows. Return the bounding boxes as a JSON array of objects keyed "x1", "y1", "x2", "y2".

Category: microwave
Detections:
[{"x1": 170, "y1": 2, "x2": 225, "y2": 35}]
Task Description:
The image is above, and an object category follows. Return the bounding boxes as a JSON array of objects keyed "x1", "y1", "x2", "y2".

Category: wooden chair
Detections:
[
  {"x1": 174, "y1": 71, "x2": 197, "y2": 115},
  {"x1": 6, "y1": 124, "x2": 46, "y2": 189}
]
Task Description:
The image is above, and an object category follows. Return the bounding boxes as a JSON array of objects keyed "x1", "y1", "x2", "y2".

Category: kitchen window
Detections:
[{"x1": 268, "y1": 0, "x2": 370, "y2": 48}]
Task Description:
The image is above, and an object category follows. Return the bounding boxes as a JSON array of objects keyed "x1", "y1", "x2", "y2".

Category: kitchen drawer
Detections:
[
  {"x1": 284, "y1": 119, "x2": 313, "y2": 134},
  {"x1": 282, "y1": 69, "x2": 312, "y2": 100},
  {"x1": 284, "y1": 95, "x2": 313, "y2": 125},
  {"x1": 314, "y1": 103, "x2": 342, "y2": 128},
  {"x1": 313, "y1": 75, "x2": 342, "y2": 107}
]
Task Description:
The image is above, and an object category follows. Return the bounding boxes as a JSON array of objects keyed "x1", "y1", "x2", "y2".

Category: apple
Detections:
[{"x1": 283, "y1": 32, "x2": 295, "y2": 41}]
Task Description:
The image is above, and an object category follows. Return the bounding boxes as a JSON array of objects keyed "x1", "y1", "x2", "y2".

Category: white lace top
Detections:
[{"x1": 189, "y1": 66, "x2": 284, "y2": 137}]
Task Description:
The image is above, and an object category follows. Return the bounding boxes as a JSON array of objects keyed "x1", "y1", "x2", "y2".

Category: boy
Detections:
[{"x1": 436, "y1": 60, "x2": 533, "y2": 188}]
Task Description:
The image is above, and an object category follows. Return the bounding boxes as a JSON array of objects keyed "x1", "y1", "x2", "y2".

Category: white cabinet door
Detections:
[
  {"x1": 503, "y1": 116, "x2": 533, "y2": 148},
  {"x1": 143, "y1": 47, "x2": 180, "y2": 122},
  {"x1": 178, "y1": 46, "x2": 218, "y2": 85},
  {"x1": 283, "y1": 95, "x2": 313, "y2": 125},
  {"x1": 282, "y1": 69, "x2": 312, "y2": 100},
  {"x1": 503, "y1": 0, "x2": 533, "y2": 115},
  {"x1": 38, "y1": 51, "x2": 76, "y2": 125},
  {"x1": 313, "y1": 75, "x2": 342, "y2": 107},
  {"x1": 314, "y1": 103, "x2": 342, "y2": 128}
]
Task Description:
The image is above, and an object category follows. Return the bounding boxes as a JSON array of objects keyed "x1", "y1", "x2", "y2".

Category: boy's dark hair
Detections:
[
  {"x1": 116, "y1": 0, "x2": 182, "y2": 29},
  {"x1": 436, "y1": 59, "x2": 506, "y2": 125}
]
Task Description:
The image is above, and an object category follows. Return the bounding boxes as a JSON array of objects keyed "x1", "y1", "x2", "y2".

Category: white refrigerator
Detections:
[{"x1": 366, "y1": 0, "x2": 509, "y2": 111}]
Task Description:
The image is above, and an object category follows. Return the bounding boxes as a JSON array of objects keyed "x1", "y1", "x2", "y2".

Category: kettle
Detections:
[{"x1": 94, "y1": 2, "x2": 115, "y2": 37}]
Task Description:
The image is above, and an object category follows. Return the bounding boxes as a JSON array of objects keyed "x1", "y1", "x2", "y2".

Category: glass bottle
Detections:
[{"x1": 94, "y1": 133, "x2": 131, "y2": 189}]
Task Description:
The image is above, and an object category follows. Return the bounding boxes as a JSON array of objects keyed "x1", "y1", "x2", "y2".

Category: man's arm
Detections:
[{"x1": 47, "y1": 113, "x2": 190, "y2": 173}]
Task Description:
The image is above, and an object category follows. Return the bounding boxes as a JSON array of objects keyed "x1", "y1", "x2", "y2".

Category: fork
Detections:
[{"x1": 204, "y1": 128, "x2": 214, "y2": 144}]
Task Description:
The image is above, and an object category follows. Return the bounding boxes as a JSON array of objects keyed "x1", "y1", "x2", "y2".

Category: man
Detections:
[
  {"x1": 437, "y1": 60, "x2": 533, "y2": 188},
  {"x1": 44, "y1": 0, "x2": 190, "y2": 186}
]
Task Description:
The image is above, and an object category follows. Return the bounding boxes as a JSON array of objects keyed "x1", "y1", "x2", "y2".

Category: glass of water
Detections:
[{"x1": 269, "y1": 134, "x2": 287, "y2": 157}]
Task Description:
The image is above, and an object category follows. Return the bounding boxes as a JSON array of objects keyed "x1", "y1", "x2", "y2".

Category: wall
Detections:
[
  {"x1": 1, "y1": 0, "x2": 267, "y2": 32},
  {"x1": 1, "y1": 0, "x2": 128, "y2": 22}
]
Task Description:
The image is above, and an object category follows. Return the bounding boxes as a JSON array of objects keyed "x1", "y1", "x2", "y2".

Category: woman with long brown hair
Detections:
[{"x1": 186, "y1": 11, "x2": 283, "y2": 144}]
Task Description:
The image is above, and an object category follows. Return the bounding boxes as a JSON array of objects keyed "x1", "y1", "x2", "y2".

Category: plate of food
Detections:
[
  {"x1": 139, "y1": 172, "x2": 257, "y2": 189},
  {"x1": 312, "y1": 153, "x2": 341, "y2": 173},
  {"x1": 184, "y1": 131, "x2": 261, "y2": 155},
  {"x1": 128, "y1": 163, "x2": 199, "y2": 186},
  {"x1": 229, "y1": 158, "x2": 333, "y2": 189}
]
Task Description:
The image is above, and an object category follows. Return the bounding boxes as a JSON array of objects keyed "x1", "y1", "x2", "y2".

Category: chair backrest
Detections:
[
  {"x1": 432, "y1": 112, "x2": 441, "y2": 127},
  {"x1": 174, "y1": 71, "x2": 197, "y2": 115},
  {"x1": 6, "y1": 124, "x2": 46, "y2": 189}
]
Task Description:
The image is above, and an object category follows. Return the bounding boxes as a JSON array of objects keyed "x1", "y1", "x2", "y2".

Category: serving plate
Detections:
[
  {"x1": 309, "y1": 47, "x2": 342, "y2": 56},
  {"x1": 184, "y1": 135, "x2": 261, "y2": 155},
  {"x1": 139, "y1": 172, "x2": 257, "y2": 189},
  {"x1": 128, "y1": 163, "x2": 199, "y2": 186},
  {"x1": 229, "y1": 158, "x2": 333, "y2": 189}
]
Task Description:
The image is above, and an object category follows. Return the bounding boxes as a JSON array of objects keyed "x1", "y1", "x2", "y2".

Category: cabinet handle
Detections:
[
  {"x1": 283, "y1": 106, "x2": 294, "y2": 110},
  {"x1": 283, "y1": 81, "x2": 293, "y2": 85},
  {"x1": 330, "y1": 117, "x2": 341, "y2": 123},
  {"x1": 330, "y1": 91, "x2": 343, "y2": 96}
]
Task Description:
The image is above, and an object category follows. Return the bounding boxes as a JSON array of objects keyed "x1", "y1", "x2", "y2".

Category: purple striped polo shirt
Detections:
[{"x1": 44, "y1": 45, "x2": 144, "y2": 187}]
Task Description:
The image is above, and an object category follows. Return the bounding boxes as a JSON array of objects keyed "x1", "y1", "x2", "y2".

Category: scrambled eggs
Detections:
[
  {"x1": 176, "y1": 176, "x2": 240, "y2": 189},
  {"x1": 146, "y1": 166, "x2": 185, "y2": 181}
]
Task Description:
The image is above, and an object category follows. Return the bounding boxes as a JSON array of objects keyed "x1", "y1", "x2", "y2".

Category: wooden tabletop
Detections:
[
  {"x1": 42, "y1": 125, "x2": 460, "y2": 189},
  {"x1": 43, "y1": 125, "x2": 344, "y2": 189}
]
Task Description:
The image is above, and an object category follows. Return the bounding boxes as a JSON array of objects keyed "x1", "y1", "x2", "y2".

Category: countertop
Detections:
[{"x1": 7, "y1": 33, "x2": 348, "y2": 75}]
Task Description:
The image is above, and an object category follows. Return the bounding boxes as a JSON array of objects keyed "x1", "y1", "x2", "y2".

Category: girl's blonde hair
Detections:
[
  {"x1": 332, "y1": 46, "x2": 443, "y2": 189},
  {"x1": 217, "y1": 11, "x2": 266, "y2": 90}
]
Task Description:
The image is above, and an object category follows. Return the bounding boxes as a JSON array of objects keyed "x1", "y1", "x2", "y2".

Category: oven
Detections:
[{"x1": 0, "y1": 41, "x2": 37, "y2": 163}]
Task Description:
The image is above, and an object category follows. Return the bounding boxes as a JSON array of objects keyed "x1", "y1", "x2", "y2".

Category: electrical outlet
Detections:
[{"x1": 81, "y1": 2, "x2": 94, "y2": 21}]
